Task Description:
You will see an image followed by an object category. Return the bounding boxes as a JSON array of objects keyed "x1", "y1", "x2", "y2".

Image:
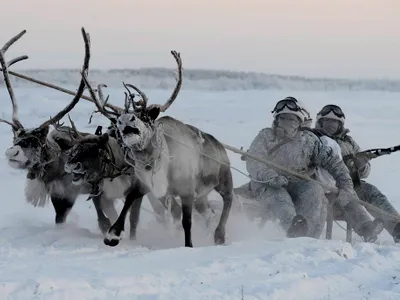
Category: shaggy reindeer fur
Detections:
[
  {"x1": 81, "y1": 50, "x2": 233, "y2": 248},
  {"x1": 64, "y1": 131, "x2": 149, "y2": 238},
  {"x1": 0, "y1": 28, "x2": 118, "y2": 232}
]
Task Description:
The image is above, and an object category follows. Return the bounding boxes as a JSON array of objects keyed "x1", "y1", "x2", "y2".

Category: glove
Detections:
[
  {"x1": 353, "y1": 153, "x2": 370, "y2": 170},
  {"x1": 267, "y1": 175, "x2": 288, "y2": 188}
]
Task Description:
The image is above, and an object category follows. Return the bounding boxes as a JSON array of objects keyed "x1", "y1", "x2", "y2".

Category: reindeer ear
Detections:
[
  {"x1": 146, "y1": 105, "x2": 160, "y2": 121},
  {"x1": 98, "y1": 133, "x2": 109, "y2": 148}
]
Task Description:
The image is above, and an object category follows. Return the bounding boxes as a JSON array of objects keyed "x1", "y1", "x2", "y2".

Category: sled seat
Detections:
[{"x1": 325, "y1": 193, "x2": 352, "y2": 243}]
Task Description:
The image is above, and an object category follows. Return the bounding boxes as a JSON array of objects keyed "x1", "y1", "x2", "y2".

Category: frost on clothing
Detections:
[
  {"x1": 314, "y1": 135, "x2": 342, "y2": 193},
  {"x1": 246, "y1": 128, "x2": 353, "y2": 190},
  {"x1": 330, "y1": 128, "x2": 400, "y2": 238},
  {"x1": 334, "y1": 129, "x2": 371, "y2": 179},
  {"x1": 245, "y1": 128, "x2": 354, "y2": 238},
  {"x1": 312, "y1": 132, "x2": 381, "y2": 236}
]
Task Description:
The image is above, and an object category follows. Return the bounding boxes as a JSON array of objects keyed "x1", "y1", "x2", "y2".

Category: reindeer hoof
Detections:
[
  {"x1": 214, "y1": 229, "x2": 226, "y2": 245},
  {"x1": 104, "y1": 228, "x2": 123, "y2": 247},
  {"x1": 104, "y1": 237, "x2": 120, "y2": 247},
  {"x1": 129, "y1": 231, "x2": 137, "y2": 241}
]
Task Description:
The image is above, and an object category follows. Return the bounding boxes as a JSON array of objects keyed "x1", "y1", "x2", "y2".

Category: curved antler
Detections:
[
  {"x1": 158, "y1": 50, "x2": 182, "y2": 112},
  {"x1": 38, "y1": 27, "x2": 91, "y2": 130},
  {"x1": 121, "y1": 50, "x2": 183, "y2": 114},
  {"x1": 81, "y1": 73, "x2": 121, "y2": 122},
  {"x1": 67, "y1": 114, "x2": 84, "y2": 140},
  {"x1": 0, "y1": 30, "x2": 28, "y2": 133},
  {"x1": 122, "y1": 82, "x2": 148, "y2": 111}
]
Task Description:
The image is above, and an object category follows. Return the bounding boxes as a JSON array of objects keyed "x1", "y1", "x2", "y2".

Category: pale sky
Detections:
[{"x1": 1, "y1": 0, "x2": 399, "y2": 79}]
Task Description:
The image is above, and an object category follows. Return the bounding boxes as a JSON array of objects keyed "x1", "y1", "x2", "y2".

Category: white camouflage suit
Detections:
[
  {"x1": 315, "y1": 107, "x2": 400, "y2": 243},
  {"x1": 245, "y1": 97, "x2": 356, "y2": 238}
]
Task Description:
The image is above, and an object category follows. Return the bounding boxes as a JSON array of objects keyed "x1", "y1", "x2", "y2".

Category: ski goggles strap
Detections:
[
  {"x1": 271, "y1": 97, "x2": 302, "y2": 113},
  {"x1": 318, "y1": 104, "x2": 345, "y2": 119}
]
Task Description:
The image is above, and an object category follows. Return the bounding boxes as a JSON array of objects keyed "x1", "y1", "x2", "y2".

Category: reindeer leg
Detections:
[
  {"x1": 170, "y1": 196, "x2": 182, "y2": 224},
  {"x1": 180, "y1": 194, "x2": 194, "y2": 247},
  {"x1": 101, "y1": 197, "x2": 119, "y2": 224},
  {"x1": 194, "y1": 195, "x2": 217, "y2": 230},
  {"x1": 91, "y1": 195, "x2": 112, "y2": 235},
  {"x1": 148, "y1": 192, "x2": 169, "y2": 224},
  {"x1": 129, "y1": 195, "x2": 143, "y2": 240},
  {"x1": 104, "y1": 187, "x2": 145, "y2": 247},
  {"x1": 51, "y1": 196, "x2": 75, "y2": 224},
  {"x1": 214, "y1": 168, "x2": 233, "y2": 245}
]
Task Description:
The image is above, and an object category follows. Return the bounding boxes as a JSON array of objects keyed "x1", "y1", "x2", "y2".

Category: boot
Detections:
[
  {"x1": 342, "y1": 201, "x2": 384, "y2": 242},
  {"x1": 287, "y1": 215, "x2": 308, "y2": 238},
  {"x1": 392, "y1": 223, "x2": 400, "y2": 243},
  {"x1": 357, "y1": 218, "x2": 384, "y2": 243}
]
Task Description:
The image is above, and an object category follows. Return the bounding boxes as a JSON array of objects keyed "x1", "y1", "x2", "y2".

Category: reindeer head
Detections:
[
  {"x1": 81, "y1": 51, "x2": 182, "y2": 151},
  {"x1": 64, "y1": 130, "x2": 110, "y2": 185},
  {"x1": 0, "y1": 28, "x2": 91, "y2": 170},
  {"x1": 6, "y1": 127, "x2": 50, "y2": 169}
]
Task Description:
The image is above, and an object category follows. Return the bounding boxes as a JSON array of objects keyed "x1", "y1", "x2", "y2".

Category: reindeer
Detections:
[
  {"x1": 81, "y1": 50, "x2": 234, "y2": 248},
  {"x1": 63, "y1": 116, "x2": 153, "y2": 240},
  {"x1": 0, "y1": 28, "x2": 118, "y2": 233}
]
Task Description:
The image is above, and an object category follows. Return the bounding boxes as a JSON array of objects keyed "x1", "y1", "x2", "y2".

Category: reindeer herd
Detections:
[{"x1": 0, "y1": 27, "x2": 238, "y2": 248}]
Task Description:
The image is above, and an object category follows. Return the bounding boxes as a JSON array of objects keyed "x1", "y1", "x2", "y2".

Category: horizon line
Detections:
[{"x1": 8, "y1": 67, "x2": 400, "y2": 83}]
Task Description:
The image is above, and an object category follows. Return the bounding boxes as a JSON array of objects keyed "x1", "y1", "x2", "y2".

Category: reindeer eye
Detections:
[{"x1": 17, "y1": 140, "x2": 28, "y2": 148}]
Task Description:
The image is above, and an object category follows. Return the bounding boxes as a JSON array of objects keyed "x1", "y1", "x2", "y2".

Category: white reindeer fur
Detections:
[
  {"x1": 101, "y1": 175, "x2": 132, "y2": 200},
  {"x1": 124, "y1": 131, "x2": 170, "y2": 199},
  {"x1": 120, "y1": 115, "x2": 221, "y2": 199},
  {"x1": 24, "y1": 177, "x2": 48, "y2": 207},
  {"x1": 11, "y1": 127, "x2": 72, "y2": 207}
]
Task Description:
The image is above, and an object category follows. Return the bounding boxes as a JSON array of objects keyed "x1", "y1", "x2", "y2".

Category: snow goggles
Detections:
[
  {"x1": 271, "y1": 97, "x2": 301, "y2": 113},
  {"x1": 318, "y1": 105, "x2": 345, "y2": 119}
]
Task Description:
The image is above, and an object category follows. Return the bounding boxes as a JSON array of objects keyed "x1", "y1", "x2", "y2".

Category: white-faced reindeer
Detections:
[
  {"x1": 81, "y1": 51, "x2": 234, "y2": 248},
  {"x1": 0, "y1": 28, "x2": 118, "y2": 233}
]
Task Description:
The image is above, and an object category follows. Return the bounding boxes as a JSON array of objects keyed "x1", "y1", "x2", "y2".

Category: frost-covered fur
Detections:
[
  {"x1": 113, "y1": 114, "x2": 233, "y2": 248},
  {"x1": 64, "y1": 133, "x2": 153, "y2": 239},
  {"x1": 24, "y1": 177, "x2": 48, "y2": 207},
  {"x1": 246, "y1": 127, "x2": 354, "y2": 238},
  {"x1": 5, "y1": 127, "x2": 86, "y2": 207},
  {"x1": 317, "y1": 124, "x2": 400, "y2": 240},
  {"x1": 4, "y1": 125, "x2": 118, "y2": 230}
]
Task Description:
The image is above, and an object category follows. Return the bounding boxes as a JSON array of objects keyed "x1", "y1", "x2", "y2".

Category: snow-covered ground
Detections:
[{"x1": 0, "y1": 85, "x2": 400, "y2": 299}]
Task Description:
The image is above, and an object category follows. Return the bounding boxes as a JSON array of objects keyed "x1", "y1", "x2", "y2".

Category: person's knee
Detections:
[
  {"x1": 293, "y1": 181, "x2": 325, "y2": 202},
  {"x1": 258, "y1": 186, "x2": 289, "y2": 201},
  {"x1": 358, "y1": 181, "x2": 385, "y2": 197}
]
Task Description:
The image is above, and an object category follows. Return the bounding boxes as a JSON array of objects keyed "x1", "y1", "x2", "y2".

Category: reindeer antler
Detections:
[
  {"x1": 122, "y1": 50, "x2": 183, "y2": 114},
  {"x1": 158, "y1": 50, "x2": 182, "y2": 112},
  {"x1": 67, "y1": 114, "x2": 84, "y2": 140},
  {"x1": 0, "y1": 30, "x2": 29, "y2": 133},
  {"x1": 122, "y1": 82, "x2": 148, "y2": 111},
  {"x1": 81, "y1": 73, "x2": 121, "y2": 122},
  {"x1": 38, "y1": 27, "x2": 92, "y2": 130}
]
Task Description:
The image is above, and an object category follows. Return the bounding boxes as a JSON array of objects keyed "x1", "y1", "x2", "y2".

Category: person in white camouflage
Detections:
[
  {"x1": 245, "y1": 97, "x2": 386, "y2": 240},
  {"x1": 315, "y1": 104, "x2": 400, "y2": 243},
  {"x1": 300, "y1": 105, "x2": 384, "y2": 242}
]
